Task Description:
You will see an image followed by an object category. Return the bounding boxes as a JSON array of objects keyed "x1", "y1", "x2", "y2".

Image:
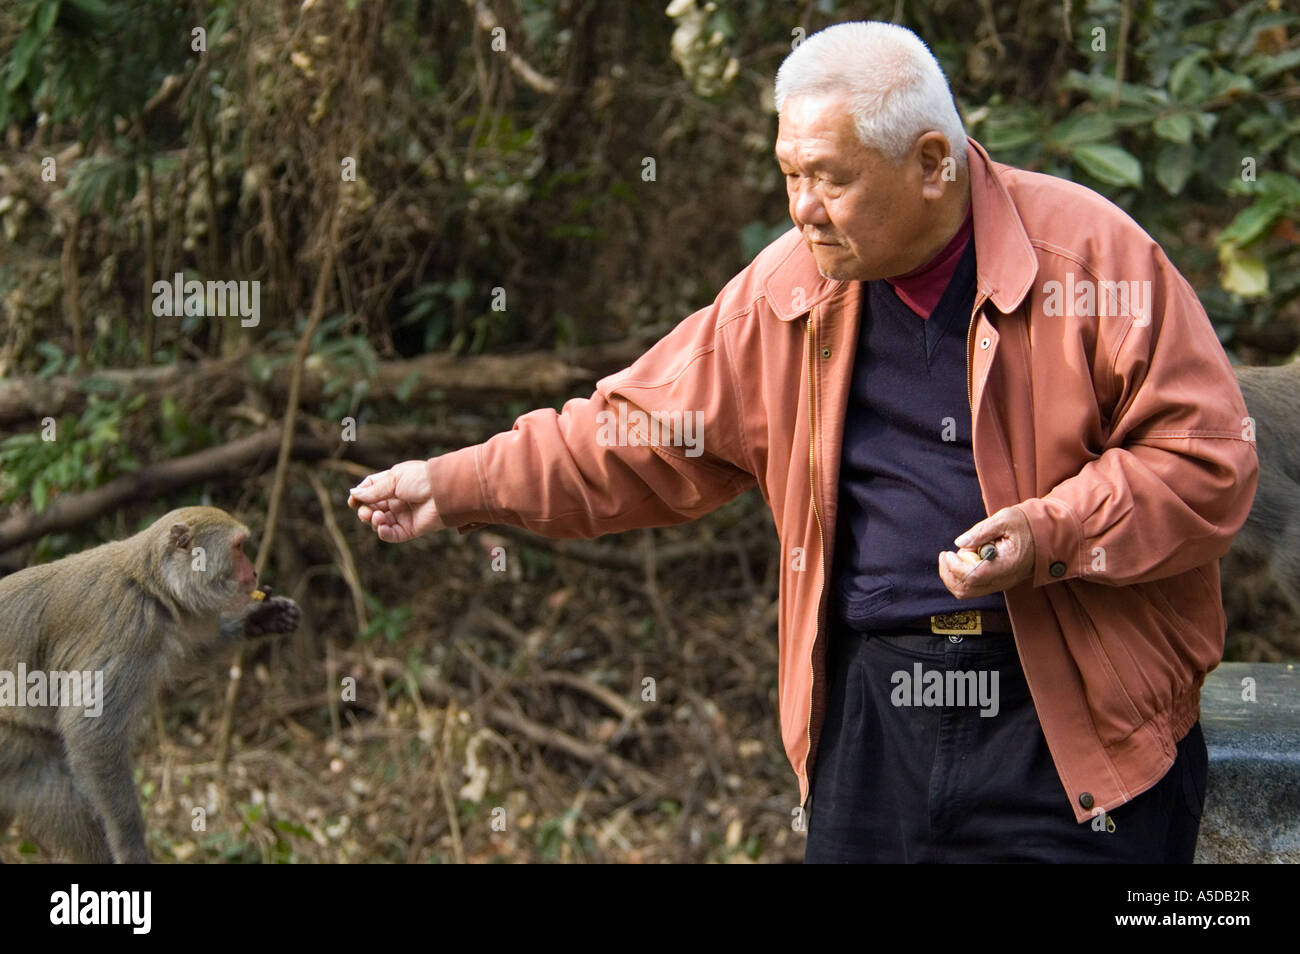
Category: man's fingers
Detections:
[
  {"x1": 348, "y1": 471, "x2": 393, "y2": 503},
  {"x1": 954, "y1": 505, "x2": 1017, "y2": 548},
  {"x1": 942, "y1": 553, "x2": 995, "y2": 600}
]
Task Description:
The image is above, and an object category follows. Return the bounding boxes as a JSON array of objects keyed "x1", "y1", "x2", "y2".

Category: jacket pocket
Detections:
[
  {"x1": 1135, "y1": 568, "x2": 1224, "y2": 681},
  {"x1": 1142, "y1": 577, "x2": 1193, "y2": 635},
  {"x1": 1056, "y1": 584, "x2": 1147, "y2": 745}
]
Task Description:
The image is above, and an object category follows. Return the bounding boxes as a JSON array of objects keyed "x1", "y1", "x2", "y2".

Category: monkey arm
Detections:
[{"x1": 179, "y1": 597, "x2": 300, "y2": 672}]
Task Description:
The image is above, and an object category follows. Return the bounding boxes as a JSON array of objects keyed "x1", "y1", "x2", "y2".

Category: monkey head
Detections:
[{"x1": 154, "y1": 506, "x2": 260, "y2": 615}]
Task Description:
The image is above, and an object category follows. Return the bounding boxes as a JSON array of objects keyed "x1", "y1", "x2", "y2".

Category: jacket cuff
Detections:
[
  {"x1": 425, "y1": 444, "x2": 494, "y2": 534},
  {"x1": 1016, "y1": 497, "x2": 1085, "y2": 586}
]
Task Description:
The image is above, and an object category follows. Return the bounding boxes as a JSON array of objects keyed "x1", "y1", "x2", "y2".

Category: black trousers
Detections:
[{"x1": 804, "y1": 620, "x2": 1208, "y2": 863}]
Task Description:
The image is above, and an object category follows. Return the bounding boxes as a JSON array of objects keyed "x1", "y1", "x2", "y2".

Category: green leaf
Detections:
[
  {"x1": 1048, "y1": 112, "x2": 1117, "y2": 147},
  {"x1": 1169, "y1": 51, "x2": 1210, "y2": 102},
  {"x1": 395, "y1": 370, "x2": 419, "y2": 403},
  {"x1": 1218, "y1": 200, "x2": 1282, "y2": 247},
  {"x1": 1155, "y1": 143, "x2": 1195, "y2": 196},
  {"x1": 1153, "y1": 113, "x2": 1193, "y2": 145},
  {"x1": 1060, "y1": 70, "x2": 1166, "y2": 108},
  {"x1": 1218, "y1": 245, "x2": 1269, "y2": 298},
  {"x1": 1286, "y1": 139, "x2": 1300, "y2": 177},
  {"x1": 1190, "y1": 111, "x2": 1218, "y2": 138},
  {"x1": 1256, "y1": 172, "x2": 1300, "y2": 208},
  {"x1": 1207, "y1": 68, "x2": 1254, "y2": 100},
  {"x1": 5, "y1": 29, "x2": 41, "y2": 93},
  {"x1": 275, "y1": 819, "x2": 312, "y2": 839},
  {"x1": 36, "y1": 1, "x2": 61, "y2": 37},
  {"x1": 1251, "y1": 47, "x2": 1300, "y2": 82},
  {"x1": 1071, "y1": 144, "x2": 1143, "y2": 187},
  {"x1": 978, "y1": 115, "x2": 1041, "y2": 151}
]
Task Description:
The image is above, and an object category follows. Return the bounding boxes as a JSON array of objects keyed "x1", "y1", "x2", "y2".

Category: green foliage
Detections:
[
  {"x1": 1218, "y1": 170, "x2": 1300, "y2": 298},
  {"x1": 966, "y1": 0, "x2": 1300, "y2": 324},
  {"x1": 155, "y1": 393, "x2": 214, "y2": 457},
  {"x1": 361, "y1": 593, "x2": 411, "y2": 643},
  {"x1": 0, "y1": 0, "x2": 191, "y2": 138},
  {"x1": 0, "y1": 392, "x2": 144, "y2": 512},
  {"x1": 534, "y1": 808, "x2": 592, "y2": 861},
  {"x1": 399, "y1": 280, "x2": 473, "y2": 352},
  {"x1": 178, "y1": 802, "x2": 311, "y2": 864},
  {"x1": 64, "y1": 153, "x2": 139, "y2": 215}
]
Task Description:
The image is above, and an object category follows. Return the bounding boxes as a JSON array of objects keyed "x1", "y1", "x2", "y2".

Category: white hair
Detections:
[{"x1": 774, "y1": 21, "x2": 967, "y2": 172}]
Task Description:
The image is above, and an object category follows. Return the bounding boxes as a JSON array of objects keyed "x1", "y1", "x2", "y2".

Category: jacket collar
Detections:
[
  {"x1": 762, "y1": 137, "x2": 1038, "y2": 321},
  {"x1": 967, "y1": 137, "x2": 1037, "y2": 314}
]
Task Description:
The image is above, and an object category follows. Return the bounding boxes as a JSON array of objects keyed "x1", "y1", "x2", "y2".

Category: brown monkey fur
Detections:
[
  {"x1": 0, "y1": 506, "x2": 299, "y2": 863},
  {"x1": 1231, "y1": 359, "x2": 1300, "y2": 618}
]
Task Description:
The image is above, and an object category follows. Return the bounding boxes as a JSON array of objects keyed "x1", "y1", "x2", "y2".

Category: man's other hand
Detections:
[
  {"x1": 348, "y1": 460, "x2": 446, "y2": 542},
  {"x1": 938, "y1": 505, "x2": 1036, "y2": 598}
]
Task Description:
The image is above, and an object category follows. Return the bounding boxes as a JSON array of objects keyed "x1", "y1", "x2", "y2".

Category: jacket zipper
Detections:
[
  {"x1": 964, "y1": 293, "x2": 1075, "y2": 814},
  {"x1": 801, "y1": 311, "x2": 826, "y2": 807},
  {"x1": 966, "y1": 293, "x2": 988, "y2": 411}
]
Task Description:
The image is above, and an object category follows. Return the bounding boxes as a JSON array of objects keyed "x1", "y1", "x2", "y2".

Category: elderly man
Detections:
[{"x1": 349, "y1": 21, "x2": 1258, "y2": 862}]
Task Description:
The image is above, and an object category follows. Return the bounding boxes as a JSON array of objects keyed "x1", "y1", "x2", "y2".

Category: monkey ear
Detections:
[{"x1": 168, "y1": 522, "x2": 194, "y2": 551}]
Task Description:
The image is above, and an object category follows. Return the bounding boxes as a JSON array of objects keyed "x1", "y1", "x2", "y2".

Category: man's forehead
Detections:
[
  {"x1": 775, "y1": 121, "x2": 857, "y2": 165},
  {"x1": 776, "y1": 94, "x2": 856, "y2": 152},
  {"x1": 774, "y1": 140, "x2": 842, "y2": 168}
]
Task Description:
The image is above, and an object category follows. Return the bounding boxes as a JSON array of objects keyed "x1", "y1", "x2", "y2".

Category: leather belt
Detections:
[{"x1": 879, "y1": 609, "x2": 1015, "y2": 636}]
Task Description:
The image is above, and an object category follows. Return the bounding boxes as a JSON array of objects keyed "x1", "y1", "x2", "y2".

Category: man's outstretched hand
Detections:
[{"x1": 348, "y1": 460, "x2": 446, "y2": 542}]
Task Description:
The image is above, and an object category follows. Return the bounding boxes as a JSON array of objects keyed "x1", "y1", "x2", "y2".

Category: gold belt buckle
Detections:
[{"x1": 929, "y1": 610, "x2": 982, "y2": 635}]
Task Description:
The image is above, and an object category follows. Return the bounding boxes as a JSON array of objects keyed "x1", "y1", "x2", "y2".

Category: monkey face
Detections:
[
  {"x1": 159, "y1": 507, "x2": 260, "y2": 615},
  {"x1": 225, "y1": 536, "x2": 259, "y2": 611}
]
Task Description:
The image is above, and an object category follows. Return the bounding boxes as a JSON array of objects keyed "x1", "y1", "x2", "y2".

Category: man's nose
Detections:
[{"x1": 792, "y1": 185, "x2": 829, "y2": 226}]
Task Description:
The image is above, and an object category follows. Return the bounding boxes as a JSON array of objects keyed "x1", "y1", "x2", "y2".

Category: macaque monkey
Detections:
[
  {"x1": 1230, "y1": 359, "x2": 1300, "y2": 617},
  {"x1": 0, "y1": 507, "x2": 300, "y2": 863}
]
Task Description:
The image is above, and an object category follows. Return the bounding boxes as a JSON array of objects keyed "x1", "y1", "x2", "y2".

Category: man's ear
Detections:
[{"x1": 914, "y1": 132, "x2": 957, "y2": 196}]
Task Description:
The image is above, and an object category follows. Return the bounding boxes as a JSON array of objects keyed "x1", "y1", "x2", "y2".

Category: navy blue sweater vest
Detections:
[{"x1": 830, "y1": 239, "x2": 1008, "y2": 631}]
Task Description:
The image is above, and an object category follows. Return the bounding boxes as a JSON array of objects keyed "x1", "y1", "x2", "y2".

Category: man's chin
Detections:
[
  {"x1": 814, "y1": 259, "x2": 865, "y2": 282},
  {"x1": 811, "y1": 246, "x2": 869, "y2": 282}
]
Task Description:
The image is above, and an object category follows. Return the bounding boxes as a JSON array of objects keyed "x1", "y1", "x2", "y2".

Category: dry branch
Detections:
[
  {"x1": 370, "y1": 656, "x2": 663, "y2": 796},
  {"x1": 0, "y1": 425, "x2": 467, "y2": 551},
  {"x1": 0, "y1": 341, "x2": 649, "y2": 428}
]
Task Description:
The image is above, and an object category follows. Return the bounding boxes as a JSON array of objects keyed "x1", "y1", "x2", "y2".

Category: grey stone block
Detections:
[{"x1": 1194, "y1": 661, "x2": 1300, "y2": 863}]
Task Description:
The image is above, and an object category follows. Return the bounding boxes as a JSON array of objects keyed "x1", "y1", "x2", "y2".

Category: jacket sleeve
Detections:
[
  {"x1": 424, "y1": 297, "x2": 758, "y2": 540},
  {"x1": 1017, "y1": 247, "x2": 1259, "y2": 587}
]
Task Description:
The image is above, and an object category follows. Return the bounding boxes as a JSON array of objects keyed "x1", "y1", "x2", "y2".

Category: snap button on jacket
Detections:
[{"x1": 427, "y1": 138, "x2": 1259, "y2": 823}]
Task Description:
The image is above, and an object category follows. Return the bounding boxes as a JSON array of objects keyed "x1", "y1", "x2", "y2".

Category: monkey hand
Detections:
[
  {"x1": 348, "y1": 459, "x2": 446, "y2": 542},
  {"x1": 241, "y1": 595, "x2": 301, "y2": 639}
]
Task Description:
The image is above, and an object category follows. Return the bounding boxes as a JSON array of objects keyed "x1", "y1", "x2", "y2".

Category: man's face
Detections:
[{"x1": 775, "y1": 92, "x2": 932, "y2": 282}]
